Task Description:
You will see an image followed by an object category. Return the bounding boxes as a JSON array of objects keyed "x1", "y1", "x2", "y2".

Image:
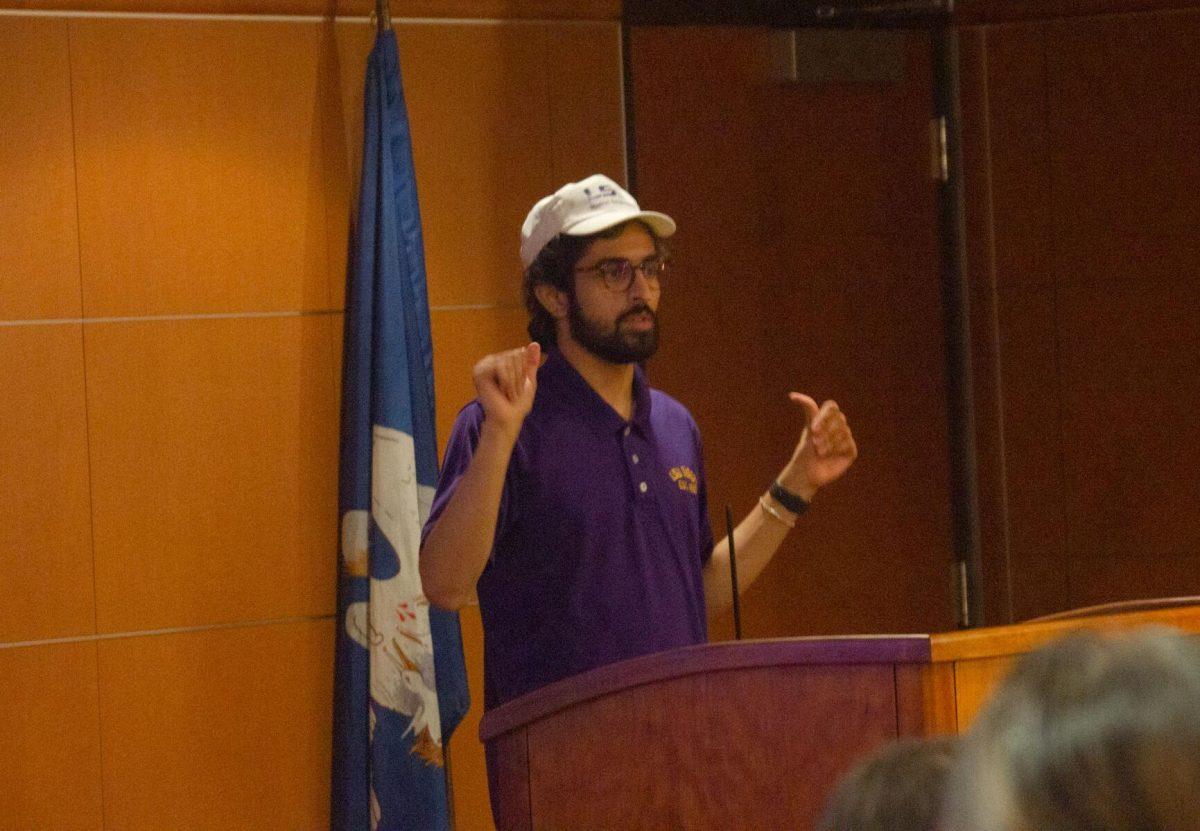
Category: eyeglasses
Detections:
[{"x1": 573, "y1": 254, "x2": 670, "y2": 292}]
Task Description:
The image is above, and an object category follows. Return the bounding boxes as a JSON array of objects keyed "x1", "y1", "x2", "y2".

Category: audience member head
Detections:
[
  {"x1": 818, "y1": 736, "x2": 960, "y2": 831},
  {"x1": 945, "y1": 626, "x2": 1200, "y2": 831}
]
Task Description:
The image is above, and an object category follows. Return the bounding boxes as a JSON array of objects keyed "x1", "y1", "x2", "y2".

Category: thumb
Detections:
[
  {"x1": 522, "y1": 342, "x2": 541, "y2": 387},
  {"x1": 789, "y1": 392, "x2": 820, "y2": 428}
]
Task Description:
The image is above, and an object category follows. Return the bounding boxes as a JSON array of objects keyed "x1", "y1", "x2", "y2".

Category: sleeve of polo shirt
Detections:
[
  {"x1": 692, "y1": 421, "x2": 716, "y2": 565},
  {"x1": 421, "y1": 401, "x2": 513, "y2": 559}
]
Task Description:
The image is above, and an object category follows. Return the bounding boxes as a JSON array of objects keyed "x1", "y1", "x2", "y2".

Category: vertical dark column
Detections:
[{"x1": 933, "y1": 26, "x2": 985, "y2": 628}]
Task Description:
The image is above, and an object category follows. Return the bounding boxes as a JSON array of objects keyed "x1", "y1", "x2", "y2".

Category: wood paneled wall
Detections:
[
  {"x1": 4, "y1": 0, "x2": 619, "y2": 18},
  {"x1": 631, "y1": 9, "x2": 1200, "y2": 634},
  {"x1": 630, "y1": 26, "x2": 958, "y2": 638},
  {"x1": 0, "y1": 9, "x2": 623, "y2": 830},
  {"x1": 961, "y1": 7, "x2": 1200, "y2": 622}
]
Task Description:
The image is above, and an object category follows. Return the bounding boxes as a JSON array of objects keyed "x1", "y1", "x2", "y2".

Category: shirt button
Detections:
[
  {"x1": 623, "y1": 426, "x2": 631, "y2": 437},
  {"x1": 639, "y1": 482, "x2": 648, "y2": 493},
  {"x1": 632, "y1": 454, "x2": 640, "y2": 464}
]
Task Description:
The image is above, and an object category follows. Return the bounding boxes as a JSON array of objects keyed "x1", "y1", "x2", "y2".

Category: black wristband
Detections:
[{"x1": 769, "y1": 481, "x2": 810, "y2": 516}]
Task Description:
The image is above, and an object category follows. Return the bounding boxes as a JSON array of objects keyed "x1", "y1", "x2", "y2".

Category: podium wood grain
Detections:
[
  {"x1": 482, "y1": 606, "x2": 1200, "y2": 829},
  {"x1": 482, "y1": 637, "x2": 929, "y2": 831}
]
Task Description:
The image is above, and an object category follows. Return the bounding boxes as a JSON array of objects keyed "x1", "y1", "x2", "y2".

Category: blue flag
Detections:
[{"x1": 331, "y1": 30, "x2": 470, "y2": 831}]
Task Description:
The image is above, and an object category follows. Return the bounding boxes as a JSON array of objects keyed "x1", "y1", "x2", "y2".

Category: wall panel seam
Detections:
[
  {"x1": 92, "y1": 639, "x2": 109, "y2": 829},
  {"x1": 0, "y1": 10, "x2": 614, "y2": 25},
  {"x1": 62, "y1": 17, "x2": 103, "y2": 644},
  {"x1": 0, "y1": 305, "x2": 519, "y2": 326},
  {"x1": 66, "y1": 19, "x2": 109, "y2": 823},
  {"x1": 979, "y1": 27, "x2": 1016, "y2": 624},
  {"x1": 0, "y1": 310, "x2": 338, "y2": 326},
  {"x1": 0, "y1": 613, "x2": 336, "y2": 650}
]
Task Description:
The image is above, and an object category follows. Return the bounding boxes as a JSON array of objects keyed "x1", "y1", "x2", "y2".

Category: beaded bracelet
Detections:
[{"x1": 759, "y1": 495, "x2": 797, "y2": 529}]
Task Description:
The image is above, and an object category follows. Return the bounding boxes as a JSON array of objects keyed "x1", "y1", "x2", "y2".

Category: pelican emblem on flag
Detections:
[{"x1": 341, "y1": 426, "x2": 442, "y2": 767}]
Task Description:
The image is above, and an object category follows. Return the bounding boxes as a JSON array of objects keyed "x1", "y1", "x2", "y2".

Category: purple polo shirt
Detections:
[{"x1": 424, "y1": 349, "x2": 714, "y2": 710}]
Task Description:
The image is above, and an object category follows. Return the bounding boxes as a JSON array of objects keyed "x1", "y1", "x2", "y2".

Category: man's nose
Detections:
[{"x1": 627, "y1": 265, "x2": 657, "y2": 298}]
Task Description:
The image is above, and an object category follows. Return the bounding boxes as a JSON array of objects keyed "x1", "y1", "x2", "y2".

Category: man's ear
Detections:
[{"x1": 533, "y1": 282, "x2": 569, "y2": 320}]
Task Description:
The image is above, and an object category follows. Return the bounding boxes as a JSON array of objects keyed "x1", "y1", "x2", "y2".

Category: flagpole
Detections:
[{"x1": 332, "y1": 13, "x2": 471, "y2": 830}]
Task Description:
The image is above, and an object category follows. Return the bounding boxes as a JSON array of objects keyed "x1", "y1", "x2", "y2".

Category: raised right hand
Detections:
[{"x1": 473, "y1": 342, "x2": 541, "y2": 439}]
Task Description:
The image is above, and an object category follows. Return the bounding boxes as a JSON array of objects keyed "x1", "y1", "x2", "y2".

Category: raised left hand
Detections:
[{"x1": 777, "y1": 393, "x2": 858, "y2": 500}]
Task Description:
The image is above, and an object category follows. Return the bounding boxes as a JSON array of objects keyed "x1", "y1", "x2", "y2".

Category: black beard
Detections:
[{"x1": 567, "y1": 295, "x2": 660, "y2": 365}]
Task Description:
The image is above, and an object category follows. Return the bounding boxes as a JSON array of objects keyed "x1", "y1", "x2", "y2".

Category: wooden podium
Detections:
[
  {"x1": 479, "y1": 602, "x2": 1200, "y2": 831},
  {"x1": 479, "y1": 636, "x2": 931, "y2": 830}
]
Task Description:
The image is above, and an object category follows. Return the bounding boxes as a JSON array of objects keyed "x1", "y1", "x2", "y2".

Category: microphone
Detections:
[{"x1": 725, "y1": 505, "x2": 742, "y2": 640}]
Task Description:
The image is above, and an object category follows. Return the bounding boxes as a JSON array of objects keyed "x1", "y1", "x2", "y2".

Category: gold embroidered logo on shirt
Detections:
[{"x1": 669, "y1": 466, "x2": 698, "y2": 494}]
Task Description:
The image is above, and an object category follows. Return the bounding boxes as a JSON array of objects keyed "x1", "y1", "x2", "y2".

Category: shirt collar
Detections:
[{"x1": 541, "y1": 349, "x2": 654, "y2": 435}]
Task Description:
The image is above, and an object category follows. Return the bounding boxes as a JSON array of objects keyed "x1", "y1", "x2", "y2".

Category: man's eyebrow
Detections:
[{"x1": 596, "y1": 254, "x2": 659, "y2": 263}]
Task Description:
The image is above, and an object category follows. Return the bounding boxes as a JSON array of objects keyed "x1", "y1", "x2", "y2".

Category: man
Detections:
[{"x1": 420, "y1": 174, "x2": 857, "y2": 712}]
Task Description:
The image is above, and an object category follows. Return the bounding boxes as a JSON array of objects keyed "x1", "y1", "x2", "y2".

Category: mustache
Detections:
[{"x1": 618, "y1": 304, "x2": 657, "y2": 325}]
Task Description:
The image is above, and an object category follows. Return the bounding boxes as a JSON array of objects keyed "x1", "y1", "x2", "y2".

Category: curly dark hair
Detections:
[{"x1": 522, "y1": 220, "x2": 667, "y2": 349}]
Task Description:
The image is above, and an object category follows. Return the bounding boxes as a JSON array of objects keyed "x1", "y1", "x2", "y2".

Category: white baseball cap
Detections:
[{"x1": 519, "y1": 174, "x2": 677, "y2": 268}]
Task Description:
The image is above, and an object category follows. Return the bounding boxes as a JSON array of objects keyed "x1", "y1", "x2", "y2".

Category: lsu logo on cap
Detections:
[
  {"x1": 583, "y1": 182, "x2": 623, "y2": 209},
  {"x1": 669, "y1": 466, "x2": 698, "y2": 495}
]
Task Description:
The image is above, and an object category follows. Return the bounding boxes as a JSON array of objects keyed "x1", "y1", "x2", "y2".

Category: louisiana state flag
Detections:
[{"x1": 331, "y1": 28, "x2": 470, "y2": 831}]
